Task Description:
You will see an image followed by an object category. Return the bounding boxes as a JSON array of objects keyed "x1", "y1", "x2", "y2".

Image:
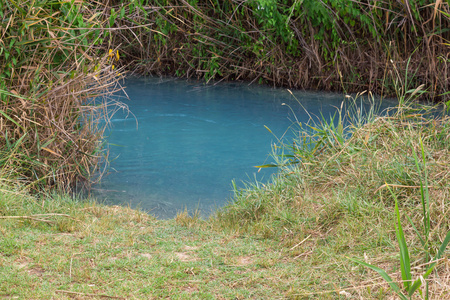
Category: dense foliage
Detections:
[{"x1": 107, "y1": 0, "x2": 450, "y2": 100}]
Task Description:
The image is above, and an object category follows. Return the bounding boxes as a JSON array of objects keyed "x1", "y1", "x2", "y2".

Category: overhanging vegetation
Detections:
[{"x1": 109, "y1": 0, "x2": 450, "y2": 100}]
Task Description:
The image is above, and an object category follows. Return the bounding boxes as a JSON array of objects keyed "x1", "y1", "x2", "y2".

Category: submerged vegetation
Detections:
[{"x1": 1, "y1": 0, "x2": 450, "y2": 298}]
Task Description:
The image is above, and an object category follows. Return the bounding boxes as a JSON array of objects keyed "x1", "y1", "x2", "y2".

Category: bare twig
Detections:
[
  {"x1": 374, "y1": 183, "x2": 436, "y2": 194},
  {"x1": 290, "y1": 234, "x2": 311, "y2": 251},
  {"x1": 0, "y1": 213, "x2": 73, "y2": 224}
]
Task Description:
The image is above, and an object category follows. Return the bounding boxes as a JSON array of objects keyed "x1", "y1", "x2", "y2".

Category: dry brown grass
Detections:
[
  {"x1": 104, "y1": 0, "x2": 450, "y2": 100},
  {"x1": 0, "y1": 1, "x2": 126, "y2": 190}
]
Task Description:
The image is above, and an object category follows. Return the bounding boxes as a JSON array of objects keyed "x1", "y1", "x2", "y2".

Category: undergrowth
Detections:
[
  {"x1": 106, "y1": 0, "x2": 450, "y2": 101},
  {"x1": 3, "y1": 0, "x2": 450, "y2": 191}
]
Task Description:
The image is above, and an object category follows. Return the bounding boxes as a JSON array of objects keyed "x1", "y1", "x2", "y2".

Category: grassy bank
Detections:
[
  {"x1": 1, "y1": 99, "x2": 449, "y2": 299},
  {"x1": 216, "y1": 95, "x2": 450, "y2": 298},
  {"x1": 0, "y1": 188, "x2": 315, "y2": 299}
]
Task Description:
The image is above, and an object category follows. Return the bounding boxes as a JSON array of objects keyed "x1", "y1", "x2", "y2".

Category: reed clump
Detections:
[
  {"x1": 0, "y1": 1, "x2": 124, "y2": 190},
  {"x1": 105, "y1": 0, "x2": 450, "y2": 101}
]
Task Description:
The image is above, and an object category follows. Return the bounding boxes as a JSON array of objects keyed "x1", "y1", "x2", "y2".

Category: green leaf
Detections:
[
  {"x1": 408, "y1": 232, "x2": 450, "y2": 296},
  {"x1": 412, "y1": 138, "x2": 431, "y2": 248},
  {"x1": 436, "y1": 230, "x2": 450, "y2": 261},
  {"x1": 349, "y1": 258, "x2": 407, "y2": 300},
  {"x1": 109, "y1": 8, "x2": 116, "y2": 28},
  {"x1": 388, "y1": 185, "x2": 412, "y2": 291},
  {"x1": 406, "y1": 214, "x2": 425, "y2": 247},
  {"x1": 254, "y1": 164, "x2": 278, "y2": 168},
  {"x1": 408, "y1": 277, "x2": 423, "y2": 297},
  {"x1": 0, "y1": 109, "x2": 25, "y2": 131},
  {"x1": 423, "y1": 230, "x2": 450, "y2": 279},
  {"x1": 7, "y1": 132, "x2": 28, "y2": 152},
  {"x1": 263, "y1": 125, "x2": 272, "y2": 133}
]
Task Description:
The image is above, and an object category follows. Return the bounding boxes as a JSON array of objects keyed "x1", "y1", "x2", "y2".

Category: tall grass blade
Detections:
[
  {"x1": 419, "y1": 138, "x2": 431, "y2": 241},
  {"x1": 406, "y1": 214, "x2": 425, "y2": 247},
  {"x1": 412, "y1": 137, "x2": 431, "y2": 254},
  {"x1": 0, "y1": 108, "x2": 25, "y2": 131},
  {"x1": 392, "y1": 188, "x2": 412, "y2": 292},
  {"x1": 349, "y1": 258, "x2": 407, "y2": 300},
  {"x1": 254, "y1": 164, "x2": 278, "y2": 168},
  {"x1": 423, "y1": 231, "x2": 450, "y2": 279},
  {"x1": 408, "y1": 277, "x2": 424, "y2": 298},
  {"x1": 409, "y1": 230, "x2": 450, "y2": 297}
]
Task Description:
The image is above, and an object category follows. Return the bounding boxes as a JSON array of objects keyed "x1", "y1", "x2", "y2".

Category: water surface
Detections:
[{"x1": 93, "y1": 77, "x2": 392, "y2": 218}]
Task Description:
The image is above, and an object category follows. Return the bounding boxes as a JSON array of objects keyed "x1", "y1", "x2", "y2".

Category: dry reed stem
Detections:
[
  {"x1": 0, "y1": 214, "x2": 75, "y2": 224},
  {"x1": 1, "y1": 1, "x2": 128, "y2": 190},
  {"x1": 104, "y1": 0, "x2": 450, "y2": 100},
  {"x1": 55, "y1": 290, "x2": 126, "y2": 299}
]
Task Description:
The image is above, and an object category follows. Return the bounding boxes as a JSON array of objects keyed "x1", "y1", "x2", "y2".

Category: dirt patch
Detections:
[
  {"x1": 181, "y1": 285, "x2": 198, "y2": 293},
  {"x1": 108, "y1": 256, "x2": 118, "y2": 262},
  {"x1": 175, "y1": 252, "x2": 196, "y2": 262},
  {"x1": 183, "y1": 245, "x2": 199, "y2": 251},
  {"x1": 236, "y1": 256, "x2": 253, "y2": 266},
  {"x1": 140, "y1": 253, "x2": 152, "y2": 259},
  {"x1": 15, "y1": 259, "x2": 45, "y2": 277},
  {"x1": 15, "y1": 257, "x2": 32, "y2": 269},
  {"x1": 28, "y1": 267, "x2": 45, "y2": 277}
]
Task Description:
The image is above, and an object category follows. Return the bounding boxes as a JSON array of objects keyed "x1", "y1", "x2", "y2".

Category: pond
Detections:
[{"x1": 92, "y1": 77, "x2": 394, "y2": 218}]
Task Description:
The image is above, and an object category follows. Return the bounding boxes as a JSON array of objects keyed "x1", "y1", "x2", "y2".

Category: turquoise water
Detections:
[{"x1": 93, "y1": 77, "x2": 393, "y2": 218}]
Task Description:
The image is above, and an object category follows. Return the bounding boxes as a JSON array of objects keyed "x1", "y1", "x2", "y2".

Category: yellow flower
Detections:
[
  {"x1": 115, "y1": 50, "x2": 120, "y2": 61},
  {"x1": 108, "y1": 49, "x2": 114, "y2": 61}
]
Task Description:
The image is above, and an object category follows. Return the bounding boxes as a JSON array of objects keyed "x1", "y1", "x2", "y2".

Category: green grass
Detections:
[
  {"x1": 0, "y1": 188, "x2": 327, "y2": 299},
  {"x1": 1, "y1": 98, "x2": 450, "y2": 299}
]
